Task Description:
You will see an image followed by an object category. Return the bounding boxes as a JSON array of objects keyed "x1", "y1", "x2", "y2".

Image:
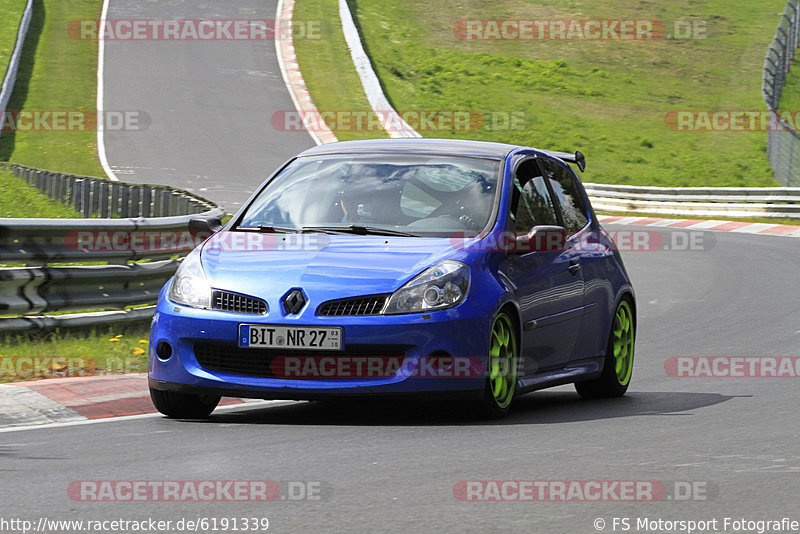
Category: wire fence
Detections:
[{"x1": 763, "y1": 0, "x2": 800, "y2": 186}]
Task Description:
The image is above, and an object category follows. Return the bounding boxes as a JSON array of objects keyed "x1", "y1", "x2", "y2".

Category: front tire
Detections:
[
  {"x1": 575, "y1": 299, "x2": 634, "y2": 398},
  {"x1": 150, "y1": 388, "x2": 220, "y2": 419},
  {"x1": 477, "y1": 311, "x2": 519, "y2": 419}
]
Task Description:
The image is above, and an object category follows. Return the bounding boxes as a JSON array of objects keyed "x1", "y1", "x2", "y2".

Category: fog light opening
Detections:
[
  {"x1": 427, "y1": 352, "x2": 454, "y2": 373},
  {"x1": 156, "y1": 341, "x2": 173, "y2": 360}
]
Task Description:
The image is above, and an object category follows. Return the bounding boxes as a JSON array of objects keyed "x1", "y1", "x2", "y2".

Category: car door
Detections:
[
  {"x1": 540, "y1": 159, "x2": 608, "y2": 363},
  {"x1": 500, "y1": 158, "x2": 585, "y2": 374}
]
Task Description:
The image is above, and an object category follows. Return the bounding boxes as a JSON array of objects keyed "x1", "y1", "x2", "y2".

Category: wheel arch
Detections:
[{"x1": 495, "y1": 300, "x2": 522, "y2": 347}]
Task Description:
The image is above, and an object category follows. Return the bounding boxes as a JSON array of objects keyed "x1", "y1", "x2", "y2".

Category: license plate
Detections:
[{"x1": 239, "y1": 324, "x2": 342, "y2": 350}]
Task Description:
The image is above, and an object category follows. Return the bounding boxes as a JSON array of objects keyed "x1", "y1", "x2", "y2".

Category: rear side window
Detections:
[
  {"x1": 541, "y1": 161, "x2": 589, "y2": 233},
  {"x1": 510, "y1": 159, "x2": 559, "y2": 232}
]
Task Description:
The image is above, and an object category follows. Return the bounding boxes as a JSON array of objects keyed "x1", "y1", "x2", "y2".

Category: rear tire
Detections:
[
  {"x1": 149, "y1": 388, "x2": 220, "y2": 419},
  {"x1": 575, "y1": 299, "x2": 634, "y2": 398},
  {"x1": 476, "y1": 311, "x2": 518, "y2": 419}
]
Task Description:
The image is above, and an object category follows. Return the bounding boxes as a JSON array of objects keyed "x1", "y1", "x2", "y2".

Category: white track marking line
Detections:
[
  {"x1": 275, "y1": 0, "x2": 336, "y2": 145},
  {"x1": 730, "y1": 223, "x2": 781, "y2": 234},
  {"x1": 0, "y1": 400, "x2": 299, "y2": 434}
]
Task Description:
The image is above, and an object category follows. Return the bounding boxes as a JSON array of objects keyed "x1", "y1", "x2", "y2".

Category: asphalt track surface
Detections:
[
  {"x1": 101, "y1": 0, "x2": 314, "y2": 211},
  {"x1": 2, "y1": 226, "x2": 799, "y2": 532}
]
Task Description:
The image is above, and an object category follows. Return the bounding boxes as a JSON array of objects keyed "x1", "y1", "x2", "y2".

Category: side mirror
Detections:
[
  {"x1": 188, "y1": 217, "x2": 223, "y2": 233},
  {"x1": 513, "y1": 225, "x2": 567, "y2": 254}
]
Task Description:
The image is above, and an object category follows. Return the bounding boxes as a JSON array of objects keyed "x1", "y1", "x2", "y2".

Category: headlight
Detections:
[
  {"x1": 384, "y1": 260, "x2": 469, "y2": 314},
  {"x1": 168, "y1": 249, "x2": 211, "y2": 309}
]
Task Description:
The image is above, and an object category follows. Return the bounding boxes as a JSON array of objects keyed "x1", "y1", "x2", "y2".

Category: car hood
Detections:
[{"x1": 199, "y1": 231, "x2": 462, "y2": 300}]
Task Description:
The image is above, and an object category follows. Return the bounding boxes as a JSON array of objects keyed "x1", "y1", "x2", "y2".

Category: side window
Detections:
[
  {"x1": 510, "y1": 160, "x2": 559, "y2": 233},
  {"x1": 542, "y1": 161, "x2": 589, "y2": 234}
]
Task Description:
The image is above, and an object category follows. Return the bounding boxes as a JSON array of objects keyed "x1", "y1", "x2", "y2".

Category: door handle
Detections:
[{"x1": 568, "y1": 261, "x2": 581, "y2": 274}]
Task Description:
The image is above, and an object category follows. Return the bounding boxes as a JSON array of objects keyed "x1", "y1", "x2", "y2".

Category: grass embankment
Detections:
[
  {"x1": 0, "y1": 0, "x2": 106, "y2": 177},
  {"x1": 0, "y1": 324, "x2": 150, "y2": 383},
  {"x1": 303, "y1": 0, "x2": 784, "y2": 187},
  {"x1": 775, "y1": 43, "x2": 800, "y2": 113},
  {"x1": 0, "y1": 168, "x2": 79, "y2": 217},
  {"x1": 0, "y1": 2, "x2": 145, "y2": 369},
  {"x1": 0, "y1": 3, "x2": 81, "y2": 217},
  {"x1": 778, "y1": 74, "x2": 800, "y2": 109},
  {"x1": 292, "y1": 0, "x2": 387, "y2": 141},
  {"x1": 0, "y1": 0, "x2": 28, "y2": 73}
]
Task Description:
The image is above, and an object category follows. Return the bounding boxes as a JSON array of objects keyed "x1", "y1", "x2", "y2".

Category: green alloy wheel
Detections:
[
  {"x1": 576, "y1": 299, "x2": 635, "y2": 398},
  {"x1": 479, "y1": 311, "x2": 519, "y2": 418}
]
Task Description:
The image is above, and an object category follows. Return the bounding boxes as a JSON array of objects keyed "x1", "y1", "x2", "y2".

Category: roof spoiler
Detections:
[{"x1": 541, "y1": 150, "x2": 586, "y2": 173}]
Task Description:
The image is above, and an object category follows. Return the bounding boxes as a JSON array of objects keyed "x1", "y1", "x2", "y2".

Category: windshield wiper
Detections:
[
  {"x1": 235, "y1": 225, "x2": 301, "y2": 233},
  {"x1": 302, "y1": 225, "x2": 418, "y2": 237}
]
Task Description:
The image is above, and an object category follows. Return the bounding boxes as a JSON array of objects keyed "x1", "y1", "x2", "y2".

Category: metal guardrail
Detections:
[
  {"x1": 0, "y1": 165, "x2": 224, "y2": 332},
  {"x1": 763, "y1": 0, "x2": 800, "y2": 187},
  {"x1": 585, "y1": 183, "x2": 800, "y2": 218},
  {"x1": 2, "y1": 162, "x2": 218, "y2": 218}
]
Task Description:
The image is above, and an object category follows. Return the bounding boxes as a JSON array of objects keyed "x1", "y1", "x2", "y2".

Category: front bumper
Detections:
[{"x1": 148, "y1": 293, "x2": 491, "y2": 399}]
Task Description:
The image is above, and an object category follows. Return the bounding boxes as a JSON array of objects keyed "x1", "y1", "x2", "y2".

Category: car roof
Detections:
[{"x1": 297, "y1": 138, "x2": 521, "y2": 160}]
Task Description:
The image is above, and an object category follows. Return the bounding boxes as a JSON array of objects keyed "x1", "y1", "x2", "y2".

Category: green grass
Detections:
[
  {"x1": 305, "y1": 0, "x2": 784, "y2": 187},
  {"x1": 776, "y1": 56, "x2": 800, "y2": 111},
  {"x1": 293, "y1": 0, "x2": 388, "y2": 141},
  {"x1": 0, "y1": 0, "x2": 28, "y2": 75},
  {"x1": 0, "y1": 168, "x2": 80, "y2": 217},
  {"x1": 0, "y1": 323, "x2": 150, "y2": 383},
  {"x1": 0, "y1": 0, "x2": 106, "y2": 177}
]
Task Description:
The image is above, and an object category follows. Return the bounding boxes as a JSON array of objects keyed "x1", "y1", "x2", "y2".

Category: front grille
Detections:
[
  {"x1": 212, "y1": 290, "x2": 267, "y2": 315},
  {"x1": 317, "y1": 295, "x2": 388, "y2": 316},
  {"x1": 194, "y1": 343, "x2": 407, "y2": 379}
]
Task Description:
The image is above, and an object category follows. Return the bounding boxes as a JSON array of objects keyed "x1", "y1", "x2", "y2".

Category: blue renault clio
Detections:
[{"x1": 149, "y1": 139, "x2": 635, "y2": 419}]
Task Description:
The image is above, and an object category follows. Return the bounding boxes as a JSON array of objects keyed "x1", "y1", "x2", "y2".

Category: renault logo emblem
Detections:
[{"x1": 282, "y1": 289, "x2": 306, "y2": 315}]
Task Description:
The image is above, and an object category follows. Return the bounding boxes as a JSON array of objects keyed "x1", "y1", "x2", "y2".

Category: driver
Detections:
[{"x1": 337, "y1": 181, "x2": 371, "y2": 224}]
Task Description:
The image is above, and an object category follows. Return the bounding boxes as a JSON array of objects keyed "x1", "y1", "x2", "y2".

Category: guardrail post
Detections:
[
  {"x1": 54, "y1": 174, "x2": 65, "y2": 203},
  {"x1": 120, "y1": 186, "x2": 130, "y2": 218},
  {"x1": 89, "y1": 180, "x2": 101, "y2": 216},
  {"x1": 82, "y1": 179, "x2": 92, "y2": 217},
  {"x1": 109, "y1": 183, "x2": 121, "y2": 217},
  {"x1": 130, "y1": 186, "x2": 141, "y2": 217},
  {"x1": 73, "y1": 180, "x2": 84, "y2": 213},
  {"x1": 141, "y1": 188, "x2": 152, "y2": 218},
  {"x1": 98, "y1": 182, "x2": 110, "y2": 218},
  {"x1": 156, "y1": 190, "x2": 169, "y2": 216}
]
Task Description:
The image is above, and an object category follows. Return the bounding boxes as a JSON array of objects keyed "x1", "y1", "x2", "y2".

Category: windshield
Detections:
[{"x1": 236, "y1": 154, "x2": 502, "y2": 237}]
